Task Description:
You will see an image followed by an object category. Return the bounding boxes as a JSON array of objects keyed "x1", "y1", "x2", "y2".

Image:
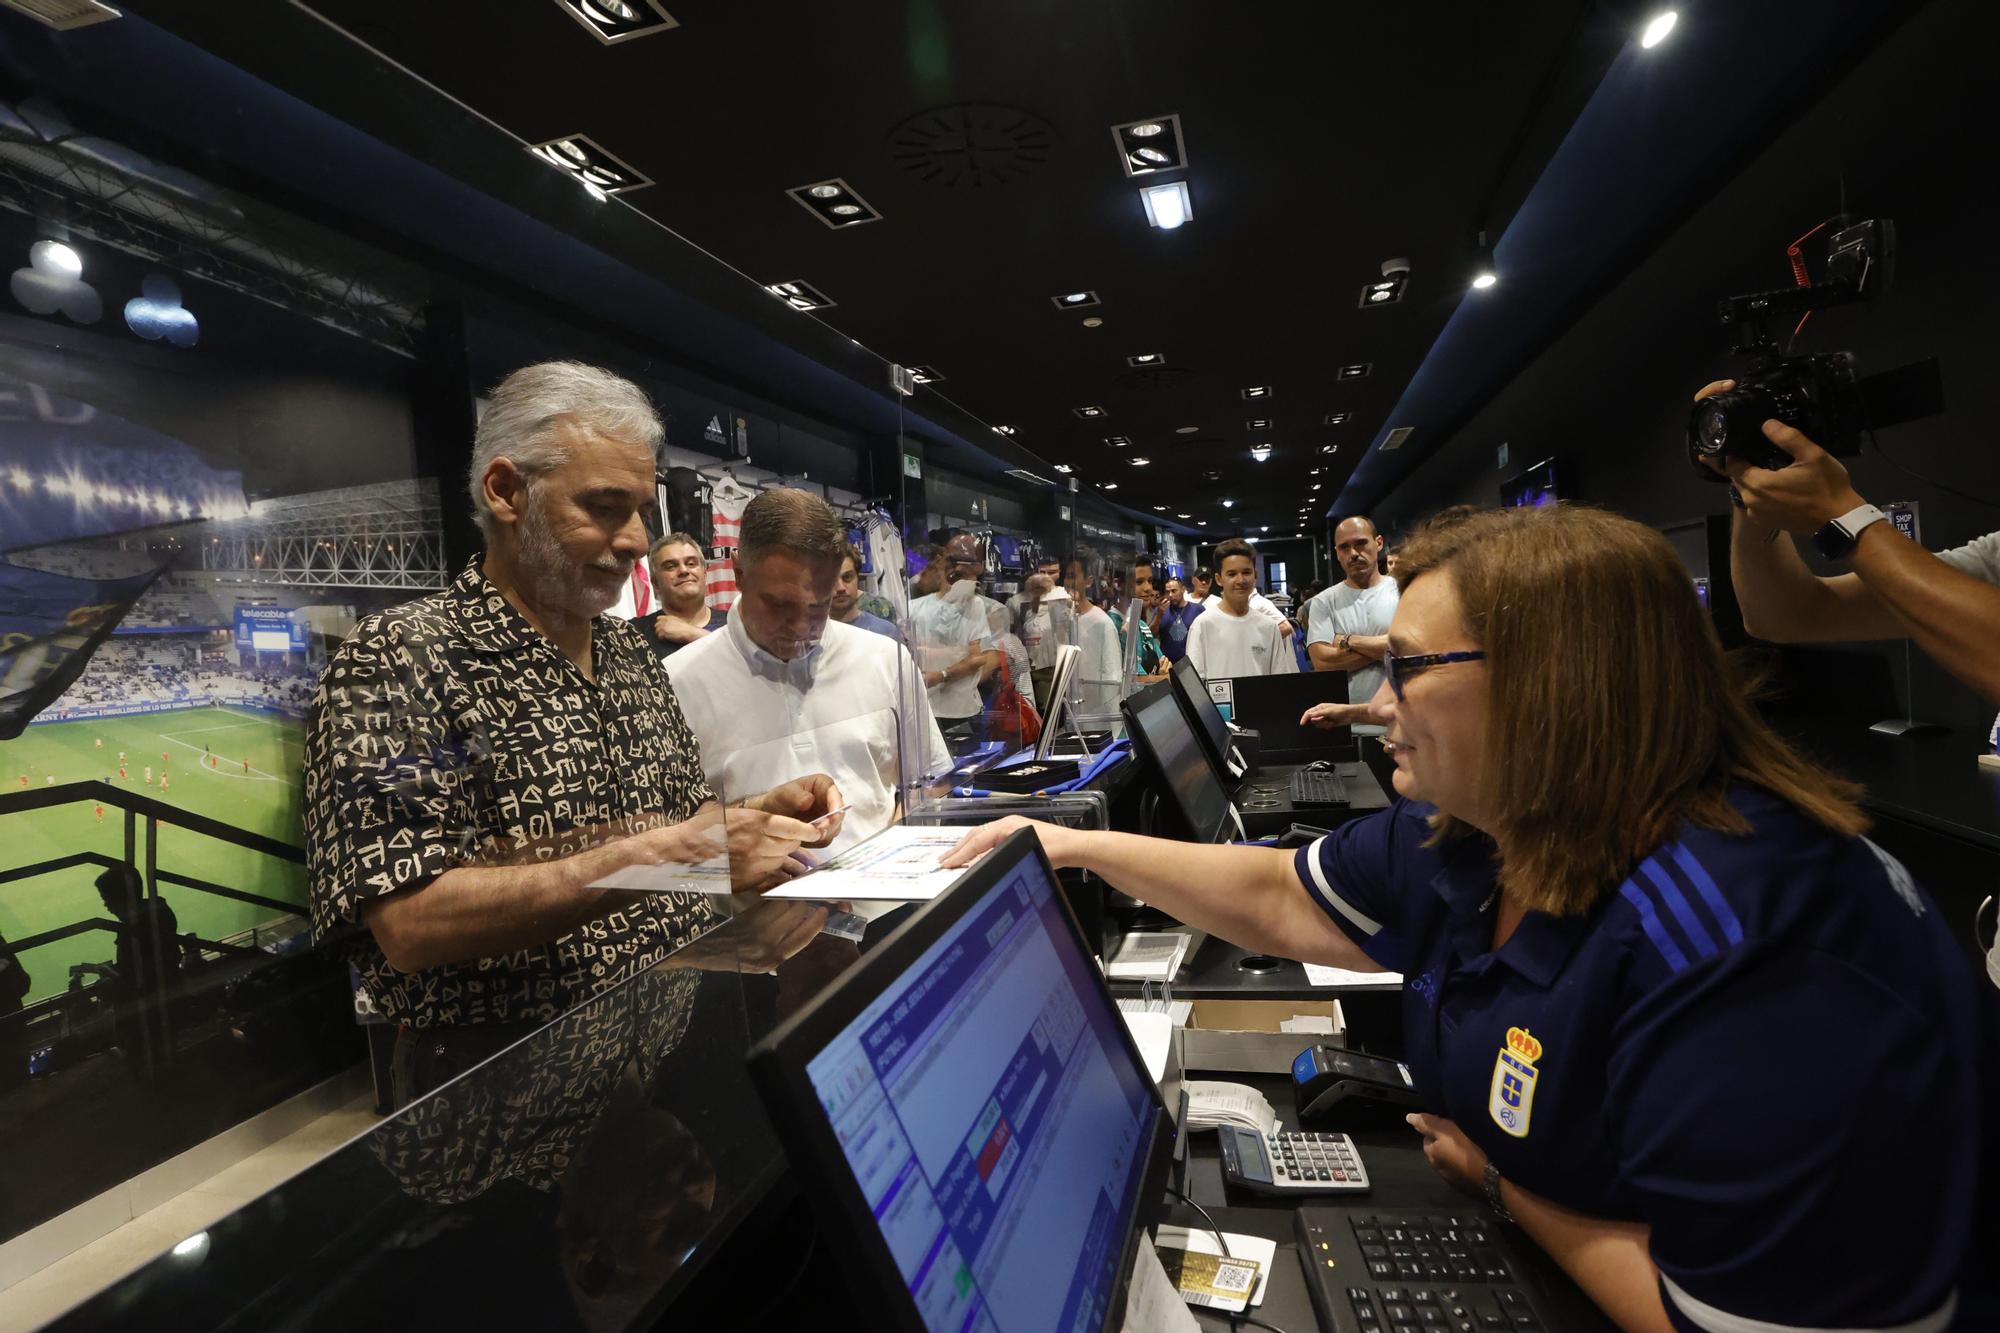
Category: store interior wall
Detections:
[{"x1": 1370, "y1": 0, "x2": 2000, "y2": 733}]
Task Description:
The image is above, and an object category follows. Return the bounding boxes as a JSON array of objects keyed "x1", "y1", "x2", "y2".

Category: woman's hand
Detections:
[
  {"x1": 1407, "y1": 1113, "x2": 1490, "y2": 1198},
  {"x1": 938, "y1": 816, "x2": 1074, "y2": 870}
]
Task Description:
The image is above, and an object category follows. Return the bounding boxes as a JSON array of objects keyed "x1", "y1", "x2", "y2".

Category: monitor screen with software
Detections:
[
  {"x1": 1123, "y1": 679, "x2": 1232, "y2": 843},
  {"x1": 748, "y1": 832, "x2": 1169, "y2": 1333},
  {"x1": 1170, "y1": 656, "x2": 1232, "y2": 778}
]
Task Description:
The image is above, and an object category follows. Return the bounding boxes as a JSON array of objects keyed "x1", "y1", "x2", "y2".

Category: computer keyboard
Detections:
[
  {"x1": 1295, "y1": 1209, "x2": 1561, "y2": 1333},
  {"x1": 1288, "y1": 765, "x2": 1350, "y2": 807}
]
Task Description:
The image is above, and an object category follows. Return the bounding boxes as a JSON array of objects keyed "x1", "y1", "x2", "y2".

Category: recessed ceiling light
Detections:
[
  {"x1": 1337, "y1": 363, "x2": 1371, "y2": 380},
  {"x1": 1051, "y1": 291, "x2": 1101, "y2": 310},
  {"x1": 1130, "y1": 457, "x2": 1151, "y2": 466},
  {"x1": 1073, "y1": 405, "x2": 1106, "y2": 419},
  {"x1": 1261, "y1": 526, "x2": 1270, "y2": 533},
  {"x1": 1140, "y1": 180, "x2": 1193, "y2": 230},
  {"x1": 1153, "y1": 505, "x2": 1168, "y2": 511},
  {"x1": 528, "y1": 132, "x2": 653, "y2": 196},
  {"x1": 1249, "y1": 444, "x2": 1272, "y2": 463},
  {"x1": 1177, "y1": 513, "x2": 1191, "y2": 518},
  {"x1": 786, "y1": 177, "x2": 881, "y2": 229},
  {"x1": 1175, "y1": 425, "x2": 1199, "y2": 435},
  {"x1": 557, "y1": 0, "x2": 678, "y2": 43},
  {"x1": 1126, "y1": 353, "x2": 1164, "y2": 367},
  {"x1": 1367, "y1": 288, "x2": 1395, "y2": 303},
  {"x1": 1471, "y1": 271, "x2": 1498, "y2": 290},
  {"x1": 1221, "y1": 499, "x2": 1234, "y2": 509},
  {"x1": 1641, "y1": 9, "x2": 1678, "y2": 48},
  {"x1": 1319, "y1": 445, "x2": 1339, "y2": 455},
  {"x1": 764, "y1": 278, "x2": 835, "y2": 311},
  {"x1": 1052, "y1": 463, "x2": 1073, "y2": 473},
  {"x1": 1245, "y1": 535, "x2": 1259, "y2": 544},
  {"x1": 1112, "y1": 115, "x2": 1186, "y2": 177},
  {"x1": 1104, "y1": 435, "x2": 1132, "y2": 448},
  {"x1": 1312, "y1": 483, "x2": 1323, "y2": 491},
  {"x1": 1324, "y1": 412, "x2": 1351, "y2": 426},
  {"x1": 1245, "y1": 418, "x2": 1273, "y2": 430},
  {"x1": 1099, "y1": 481, "x2": 1118, "y2": 491},
  {"x1": 1241, "y1": 386, "x2": 1272, "y2": 400},
  {"x1": 908, "y1": 365, "x2": 945, "y2": 385},
  {"x1": 1082, "y1": 316, "x2": 1104, "y2": 328},
  {"x1": 993, "y1": 425, "x2": 1017, "y2": 435}
]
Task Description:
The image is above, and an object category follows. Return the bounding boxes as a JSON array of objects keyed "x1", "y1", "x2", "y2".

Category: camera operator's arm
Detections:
[{"x1": 1719, "y1": 403, "x2": 2000, "y2": 705}]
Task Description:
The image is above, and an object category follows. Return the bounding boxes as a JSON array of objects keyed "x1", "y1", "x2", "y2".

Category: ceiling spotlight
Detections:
[
  {"x1": 1240, "y1": 386, "x2": 1272, "y2": 400},
  {"x1": 1053, "y1": 464, "x2": 1073, "y2": 473},
  {"x1": 1126, "y1": 352, "x2": 1164, "y2": 367},
  {"x1": 1221, "y1": 499, "x2": 1234, "y2": 509},
  {"x1": 1175, "y1": 425, "x2": 1200, "y2": 435},
  {"x1": 1082, "y1": 316, "x2": 1104, "y2": 328},
  {"x1": 1245, "y1": 536, "x2": 1259, "y2": 544},
  {"x1": 1324, "y1": 412, "x2": 1351, "y2": 426},
  {"x1": 1051, "y1": 291, "x2": 1101, "y2": 310},
  {"x1": 787, "y1": 178, "x2": 881, "y2": 229},
  {"x1": 1641, "y1": 9, "x2": 1678, "y2": 48},
  {"x1": 1140, "y1": 180, "x2": 1193, "y2": 230},
  {"x1": 1112, "y1": 115, "x2": 1186, "y2": 177},
  {"x1": 1130, "y1": 457, "x2": 1151, "y2": 466},
  {"x1": 528, "y1": 132, "x2": 653, "y2": 196},
  {"x1": 1104, "y1": 435, "x2": 1132, "y2": 448},
  {"x1": 1154, "y1": 505, "x2": 1168, "y2": 511},
  {"x1": 993, "y1": 425, "x2": 1017, "y2": 435},
  {"x1": 1249, "y1": 444, "x2": 1272, "y2": 463},
  {"x1": 1312, "y1": 483, "x2": 1323, "y2": 491},
  {"x1": 556, "y1": 0, "x2": 678, "y2": 43},
  {"x1": 1099, "y1": 481, "x2": 1119, "y2": 491},
  {"x1": 764, "y1": 278, "x2": 835, "y2": 311},
  {"x1": 1177, "y1": 513, "x2": 1191, "y2": 519},
  {"x1": 1319, "y1": 445, "x2": 1339, "y2": 455},
  {"x1": 1245, "y1": 418, "x2": 1273, "y2": 430},
  {"x1": 34, "y1": 240, "x2": 83, "y2": 277},
  {"x1": 1073, "y1": 405, "x2": 1106, "y2": 419},
  {"x1": 908, "y1": 365, "x2": 945, "y2": 385},
  {"x1": 1471, "y1": 271, "x2": 1498, "y2": 290},
  {"x1": 1337, "y1": 363, "x2": 1372, "y2": 380},
  {"x1": 1261, "y1": 526, "x2": 1270, "y2": 533}
]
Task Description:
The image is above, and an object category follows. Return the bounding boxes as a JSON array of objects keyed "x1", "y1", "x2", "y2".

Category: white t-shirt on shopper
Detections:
[
  {"x1": 908, "y1": 587, "x2": 992, "y2": 721},
  {"x1": 1305, "y1": 577, "x2": 1400, "y2": 735},
  {"x1": 1187, "y1": 603, "x2": 1298, "y2": 679}
]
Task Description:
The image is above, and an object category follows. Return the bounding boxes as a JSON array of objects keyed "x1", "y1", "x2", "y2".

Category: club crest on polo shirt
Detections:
[{"x1": 1488, "y1": 1026, "x2": 1542, "y2": 1139}]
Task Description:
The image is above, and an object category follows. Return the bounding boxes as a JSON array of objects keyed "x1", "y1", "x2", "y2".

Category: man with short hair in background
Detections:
[
  {"x1": 1304, "y1": 514, "x2": 1399, "y2": 737},
  {"x1": 1009, "y1": 555, "x2": 1072, "y2": 713},
  {"x1": 1186, "y1": 539, "x2": 1297, "y2": 678},
  {"x1": 830, "y1": 542, "x2": 904, "y2": 644},
  {"x1": 909, "y1": 531, "x2": 1001, "y2": 741},
  {"x1": 670, "y1": 490, "x2": 947, "y2": 858},
  {"x1": 1154, "y1": 576, "x2": 1204, "y2": 664},
  {"x1": 647, "y1": 532, "x2": 725, "y2": 658}
]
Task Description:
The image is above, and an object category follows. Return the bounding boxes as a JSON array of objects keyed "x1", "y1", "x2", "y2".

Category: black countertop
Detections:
[{"x1": 1777, "y1": 714, "x2": 2000, "y2": 852}]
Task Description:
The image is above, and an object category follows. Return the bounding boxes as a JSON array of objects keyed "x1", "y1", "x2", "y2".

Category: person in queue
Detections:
[
  {"x1": 829, "y1": 542, "x2": 904, "y2": 644},
  {"x1": 304, "y1": 362, "x2": 838, "y2": 1105},
  {"x1": 945, "y1": 504, "x2": 1996, "y2": 1329},
  {"x1": 1153, "y1": 575, "x2": 1204, "y2": 665},
  {"x1": 1697, "y1": 377, "x2": 2000, "y2": 707},
  {"x1": 670, "y1": 488, "x2": 948, "y2": 858},
  {"x1": 908, "y1": 531, "x2": 1001, "y2": 741},
  {"x1": 646, "y1": 532, "x2": 725, "y2": 658},
  {"x1": 1185, "y1": 538, "x2": 1297, "y2": 678},
  {"x1": 1305, "y1": 515, "x2": 1399, "y2": 738}
]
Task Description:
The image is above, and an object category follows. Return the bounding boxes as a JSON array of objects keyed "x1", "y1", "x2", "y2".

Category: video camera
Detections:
[{"x1": 1688, "y1": 217, "x2": 1941, "y2": 477}]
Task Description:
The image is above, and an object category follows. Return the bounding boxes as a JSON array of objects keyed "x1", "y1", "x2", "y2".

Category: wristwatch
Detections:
[
  {"x1": 1810, "y1": 503, "x2": 1888, "y2": 561},
  {"x1": 1482, "y1": 1162, "x2": 1515, "y2": 1224}
]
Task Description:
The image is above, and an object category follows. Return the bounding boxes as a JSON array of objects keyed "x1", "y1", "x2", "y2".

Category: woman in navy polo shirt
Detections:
[{"x1": 945, "y1": 505, "x2": 1997, "y2": 1330}]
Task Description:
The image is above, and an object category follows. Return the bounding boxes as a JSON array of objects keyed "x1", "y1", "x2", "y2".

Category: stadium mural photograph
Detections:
[{"x1": 0, "y1": 364, "x2": 440, "y2": 1010}]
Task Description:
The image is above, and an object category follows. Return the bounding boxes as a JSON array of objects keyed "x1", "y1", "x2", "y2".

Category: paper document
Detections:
[
  {"x1": 1180, "y1": 1080, "x2": 1280, "y2": 1138},
  {"x1": 762, "y1": 824, "x2": 971, "y2": 902},
  {"x1": 1119, "y1": 1009, "x2": 1174, "y2": 1083},
  {"x1": 1302, "y1": 962, "x2": 1404, "y2": 989},
  {"x1": 1155, "y1": 1227, "x2": 1279, "y2": 1308},
  {"x1": 1279, "y1": 1014, "x2": 1337, "y2": 1034},
  {"x1": 1120, "y1": 1235, "x2": 1202, "y2": 1333}
]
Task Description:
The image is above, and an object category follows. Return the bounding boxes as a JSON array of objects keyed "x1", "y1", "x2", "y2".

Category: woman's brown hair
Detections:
[{"x1": 1395, "y1": 504, "x2": 1866, "y2": 916}]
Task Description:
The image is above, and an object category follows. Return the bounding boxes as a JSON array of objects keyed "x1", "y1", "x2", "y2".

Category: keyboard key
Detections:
[
  {"x1": 1369, "y1": 1261, "x2": 1394, "y2": 1279},
  {"x1": 1378, "y1": 1289, "x2": 1404, "y2": 1302},
  {"x1": 1411, "y1": 1289, "x2": 1435, "y2": 1303},
  {"x1": 1348, "y1": 1288, "x2": 1373, "y2": 1302},
  {"x1": 1497, "y1": 1292, "x2": 1528, "y2": 1310},
  {"x1": 1386, "y1": 1303, "x2": 1414, "y2": 1321}
]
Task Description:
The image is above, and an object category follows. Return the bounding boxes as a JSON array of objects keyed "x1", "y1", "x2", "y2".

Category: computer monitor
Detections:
[
  {"x1": 748, "y1": 831, "x2": 1172, "y2": 1333},
  {"x1": 1230, "y1": 671, "x2": 1360, "y2": 763},
  {"x1": 1500, "y1": 456, "x2": 1564, "y2": 509},
  {"x1": 1168, "y1": 656, "x2": 1231, "y2": 779},
  {"x1": 1122, "y1": 680, "x2": 1233, "y2": 843}
]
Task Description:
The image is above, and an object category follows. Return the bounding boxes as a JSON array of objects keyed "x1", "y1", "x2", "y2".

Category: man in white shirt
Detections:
[
  {"x1": 1305, "y1": 515, "x2": 1400, "y2": 737},
  {"x1": 1198, "y1": 564, "x2": 1291, "y2": 638},
  {"x1": 669, "y1": 489, "x2": 949, "y2": 855},
  {"x1": 1009, "y1": 556, "x2": 1073, "y2": 711},
  {"x1": 1186, "y1": 539, "x2": 1298, "y2": 679},
  {"x1": 1698, "y1": 377, "x2": 2000, "y2": 708},
  {"x1": 907, "y1": 531, "x2": 1001, "y2": 739}
]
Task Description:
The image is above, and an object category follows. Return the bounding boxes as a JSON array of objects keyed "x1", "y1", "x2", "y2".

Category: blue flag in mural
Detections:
[{"x1": 0, "y1": 375, "x2": 244, "y2": 735}]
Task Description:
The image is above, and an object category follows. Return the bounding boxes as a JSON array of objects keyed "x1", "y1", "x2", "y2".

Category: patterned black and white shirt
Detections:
[{"x1": 304, "y1": 559, "x2": 718, "y2": 1029}]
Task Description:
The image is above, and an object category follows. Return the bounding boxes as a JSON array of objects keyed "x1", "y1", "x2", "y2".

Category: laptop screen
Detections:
[{"x1": 799, "y1": 844, "x2": 1160, "y2": 1331}]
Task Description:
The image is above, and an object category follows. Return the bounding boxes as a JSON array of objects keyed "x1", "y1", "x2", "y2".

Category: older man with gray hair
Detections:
[{"x1": 304, "y1": 362, "x2": 838, "y2": 1104}]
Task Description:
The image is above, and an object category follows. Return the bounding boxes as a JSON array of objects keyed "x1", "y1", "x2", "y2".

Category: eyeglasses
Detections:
[{"x1": 1383, "y1": 649, "x2": 1486, "y2": 701}]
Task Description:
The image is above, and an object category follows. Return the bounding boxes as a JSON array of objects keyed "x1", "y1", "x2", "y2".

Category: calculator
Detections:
[{"x1": 1218, "y1": 1127, "x2": 1370, "y2": 1195}]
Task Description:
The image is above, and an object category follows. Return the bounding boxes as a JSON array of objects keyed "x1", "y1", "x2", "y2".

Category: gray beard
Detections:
[{"x1": 518, "y1": 494, "x2": 626, "y2": 619}]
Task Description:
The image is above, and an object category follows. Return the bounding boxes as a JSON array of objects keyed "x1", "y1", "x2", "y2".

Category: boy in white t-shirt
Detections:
[{"x1": 1187, "y1": 539, "x2": 1298, "y2": 679}]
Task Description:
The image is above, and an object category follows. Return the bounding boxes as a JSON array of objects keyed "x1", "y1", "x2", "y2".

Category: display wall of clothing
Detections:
[{"x1": 704, "y1": 471, "x2": 754, "y2": 612}]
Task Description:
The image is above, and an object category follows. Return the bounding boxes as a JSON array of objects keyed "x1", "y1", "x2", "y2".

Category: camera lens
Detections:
[
  {"x1": 1686, "y1": 386, "x2": 1773, "y2": 475},
  {"x1": 1694, "y1": 403, "x2": 1731, "y2": 454}
]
